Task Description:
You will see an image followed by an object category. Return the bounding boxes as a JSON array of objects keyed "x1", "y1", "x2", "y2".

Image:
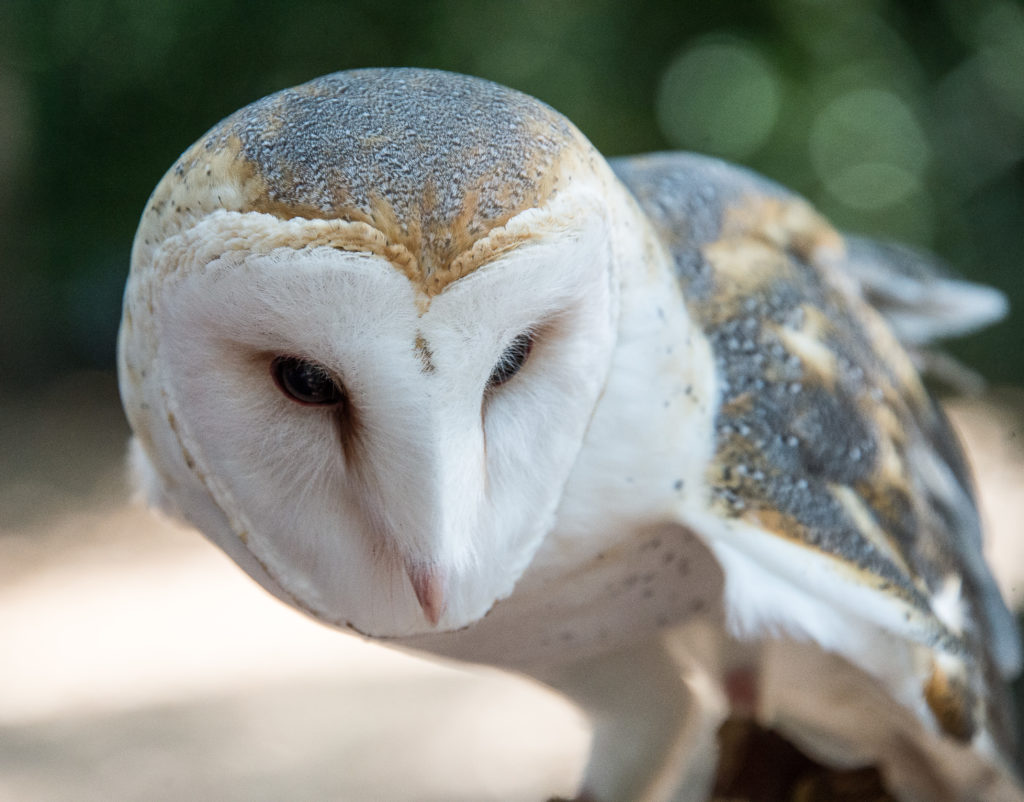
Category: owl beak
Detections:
[{"x1": 406, "y1": 562, "x2": 447, "y2": 626}]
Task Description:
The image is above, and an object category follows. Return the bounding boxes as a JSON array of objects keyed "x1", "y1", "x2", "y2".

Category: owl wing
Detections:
[
  {"x1": 840, "y1": 236, "x2": 1008, "y2": 347},
  {"x1": 843, "y1": 236, "x2": 1009, "y2": 394},
  {"x1": 612, "y1": 152, "x2": 1020, "y2": 755}
]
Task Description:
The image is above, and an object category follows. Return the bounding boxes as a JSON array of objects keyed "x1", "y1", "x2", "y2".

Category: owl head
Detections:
[{"x1": 119, "y1": 68, "x2": 644, "y2": 637}]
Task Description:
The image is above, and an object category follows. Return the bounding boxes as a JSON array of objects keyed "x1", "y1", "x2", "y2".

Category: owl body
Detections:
[{"x1": 119, "y1": 69, "x2": 1021, "y2": 801}]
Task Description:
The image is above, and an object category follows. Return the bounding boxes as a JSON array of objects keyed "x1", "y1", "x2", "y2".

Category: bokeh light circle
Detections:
[
  {"x1": 657, "y1": 39, "x2": 781, "y2": 160},
  {"x1": 809, "y1": 88, "x2": 929, "y2": 210}
]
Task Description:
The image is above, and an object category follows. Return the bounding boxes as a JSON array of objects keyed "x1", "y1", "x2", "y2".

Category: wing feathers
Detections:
[
  {"x1": 843, "y1": 236, "x2": 1009, "y2": 346},
  {"x1": 614, "y1": 151, "x2": 1020, "y2": 757}
]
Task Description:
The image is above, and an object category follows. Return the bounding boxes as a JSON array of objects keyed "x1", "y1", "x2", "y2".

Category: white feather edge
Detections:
[
  {"x1": 693, "y1": 511, "x2": 1020, "y2": 746},
  {"x1": 686, "y1": 516, "x2": 1024, "y2": 790},
  {"x1": 126, "y1": 432, "x2": 305, "y2": 619},
  {"x1": 701, "y1": 523, "x2": 931, "y2": 687}
]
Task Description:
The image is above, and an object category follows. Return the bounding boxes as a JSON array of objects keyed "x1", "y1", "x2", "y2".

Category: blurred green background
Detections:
[
  {"x1": 2, "y1": 0, "x2": 1023, "y2": 387},
  {"x1": 1, "y1": 0, "x2": 1023, "y2": 791}
]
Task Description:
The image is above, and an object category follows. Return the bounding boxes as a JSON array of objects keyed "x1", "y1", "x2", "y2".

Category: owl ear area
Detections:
[
  {"x1": 270, "y1": 356, "x2": 347, "y2": 407},
  {"x1": 486, "y1": 331, "x2": 534, "y2": 389}
]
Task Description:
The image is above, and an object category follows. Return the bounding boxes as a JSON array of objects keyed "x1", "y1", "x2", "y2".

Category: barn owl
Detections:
[{"x1": 118, "y1": 68, "x2": 1023, "y2": 801}]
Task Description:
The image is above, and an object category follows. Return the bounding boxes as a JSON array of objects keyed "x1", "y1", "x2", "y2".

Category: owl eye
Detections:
[
  {"x1": 487, "y1": 332, "x2": 534, "y2": 388},
  {"x1": 271, "y1": 356, "x2": 345, "y2": 406}
]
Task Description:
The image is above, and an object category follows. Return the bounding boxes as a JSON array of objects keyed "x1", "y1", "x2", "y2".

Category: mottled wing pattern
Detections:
[{"x1": 612, "y1": 152, "x2": 1020, "y2": 752}]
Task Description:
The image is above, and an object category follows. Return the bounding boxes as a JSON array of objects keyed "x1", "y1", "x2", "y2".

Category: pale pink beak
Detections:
[{"x1": 407, "y1": 563, "x2": 446, "y2": 626}]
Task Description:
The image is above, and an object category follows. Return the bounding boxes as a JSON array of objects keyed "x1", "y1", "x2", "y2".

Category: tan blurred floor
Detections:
[
  {"x1": 0, "y1": 500, "x2": 595, "y2": 802},
  {"x1": 1, "y1": 372, "x2": 1021, "y2": 802}
]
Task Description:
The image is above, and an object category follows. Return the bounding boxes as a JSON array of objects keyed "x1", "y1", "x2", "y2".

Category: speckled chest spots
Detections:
[{"x1": 417, "y1": 522, "x2": 727, "y2": 671}]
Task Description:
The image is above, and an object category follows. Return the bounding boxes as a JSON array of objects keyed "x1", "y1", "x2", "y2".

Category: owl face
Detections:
[{"x1": 125, "y1": 191, "x2": 621, "y2": 636}]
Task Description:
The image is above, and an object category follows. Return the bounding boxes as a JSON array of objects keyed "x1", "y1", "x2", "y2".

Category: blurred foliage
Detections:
[{"x1": 2, "y1": 0, "x2": 1022, "y2": 386}]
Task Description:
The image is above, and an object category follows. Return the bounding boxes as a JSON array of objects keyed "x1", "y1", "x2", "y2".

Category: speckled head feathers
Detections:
[{"x1": 136, "y1": 68, "x2": 599, "y2": 293}]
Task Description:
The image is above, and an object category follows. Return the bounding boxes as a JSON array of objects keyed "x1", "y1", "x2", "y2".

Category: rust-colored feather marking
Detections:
[
  {"x1": 413, "y1": 334, "x2": 436, "y2": 374},
  {"x1": 924, "y1": 662, "x2": 978, "y2": 742}
]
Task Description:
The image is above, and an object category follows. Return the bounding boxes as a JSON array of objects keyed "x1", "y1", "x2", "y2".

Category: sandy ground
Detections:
[{"x1": 1, "y1": 372, "x2": 1022, "y2": 802}]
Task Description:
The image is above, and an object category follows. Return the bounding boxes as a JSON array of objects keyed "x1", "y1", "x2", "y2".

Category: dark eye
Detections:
[
  {"x1": 487, "y1": 332, "x2": 534, "y2": 388},
  {"x1": 271, "y1": 356, "x2": 345, "y2": 406}
]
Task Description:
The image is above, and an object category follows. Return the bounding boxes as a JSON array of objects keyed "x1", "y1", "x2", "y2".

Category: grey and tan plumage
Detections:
[{"x1": 118, "y1": 68, "x2": 1022, "y2": 801}]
